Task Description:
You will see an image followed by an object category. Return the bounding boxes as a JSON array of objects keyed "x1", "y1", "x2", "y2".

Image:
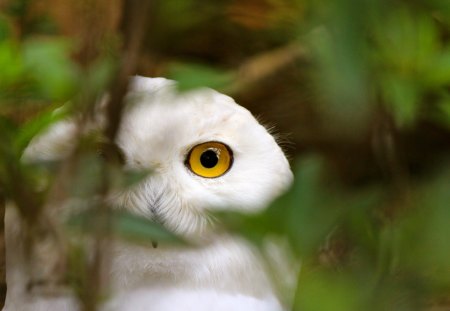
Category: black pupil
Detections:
[{"x1": 200, "y1": 149, "x2": 219, "y2": 168}]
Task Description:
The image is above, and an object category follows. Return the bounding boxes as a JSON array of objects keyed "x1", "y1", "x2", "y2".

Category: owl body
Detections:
[{"x1": 4, "y1": 77, "x2": 293, "y2": 311}]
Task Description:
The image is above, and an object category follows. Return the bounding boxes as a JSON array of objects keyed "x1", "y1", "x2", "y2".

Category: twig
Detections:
[
  {"x1": 104, "y1": 0, "x2": 153, "y2": 143},
  {"x1": 83, "y1": 1, "x2": 152, "y2": 310},
  {"x1": 227, "y1": 42, "x2": 308, "y2": 95}
]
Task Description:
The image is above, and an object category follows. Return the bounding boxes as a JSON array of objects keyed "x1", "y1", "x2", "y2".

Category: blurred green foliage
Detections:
[
  {"x1": 163, "y1": 0, "x2": 450, "y2": 309},
  {"x1": 68, "y1": 209, "x2": 183, "y2": 246},
  {"x1": 168, "y1": 62, "x2": 235, "y2": 92},
  {"x1": 0, "y1": 38, "x2": 78, "y2": 101},
  {"x1": 0, "y1": 0, "x2": 449, "y2": 310},
  {"x1": 222, "y1": 158, "x2": 450, "y2": 310}
]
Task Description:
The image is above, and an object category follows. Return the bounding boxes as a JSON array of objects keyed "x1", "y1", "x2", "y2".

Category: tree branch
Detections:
[{"x1": 83, "y1": 1, "x2": 152, "y2": 310}]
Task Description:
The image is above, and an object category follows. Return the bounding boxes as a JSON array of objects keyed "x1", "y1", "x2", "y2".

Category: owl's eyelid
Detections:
[{"x1": 184, "y1": 140, "x2": 232, "y2": 155}]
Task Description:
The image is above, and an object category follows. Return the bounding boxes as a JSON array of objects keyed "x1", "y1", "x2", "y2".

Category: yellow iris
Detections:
[{"x1": 186, "y1": 142, "x2": 233, "y2": 178}]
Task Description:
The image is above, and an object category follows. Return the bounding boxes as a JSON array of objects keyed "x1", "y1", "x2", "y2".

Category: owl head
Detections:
[
  {"x1": 24, "y1": 77, "x2": 293, "y2": 237},
  {"x1": 114, "y1": 77, "x2": 293, "y2": 236}
]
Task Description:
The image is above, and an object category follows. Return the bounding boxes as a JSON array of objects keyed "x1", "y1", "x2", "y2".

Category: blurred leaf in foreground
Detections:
[
  {"x1": 23, "y1": 39, "x2": 79, "y2": 101},
  {"x1": 218, "y1": 156, "x2": 379, "y2": 258},
  {"x1": 396, "y1": 167, "x2": 450, "y2": 284},
  {"x1": 14, "y1": 104, "x2": 70, "y2": 154},
  {"x1": 168, "y1": 62, "x2": 234, "y2": 92},
  {"x1": 67, "y1": 208, "x2": 184, "y2": 246},
  {"x1": 295, "y1": 267, "x2": 367, "y2": 311},
  {"x1": 0, "y1": 41, "x2": 25, "y2": 94}
]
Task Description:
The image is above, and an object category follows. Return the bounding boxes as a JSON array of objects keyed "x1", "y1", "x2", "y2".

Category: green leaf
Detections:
[
  {"x1": 398, "y1": 170, "x2": 450, "y2": 280},
  {"x1": 67, "y1": 209, "x2": 184, "y2": 246},
  {"x1": 282, "y1": 157, "x2": 345, "y2": 255},
  {"x1": 69, "y1": 152, "x2": 104, "y2": 198},
  {"x1": 218, "y1": 156, "x2": 347, "y2": 257},
  {"x1": 14, "y1": 104, "x2": 70, "y2": 154},
  {"x1": 427, "y1": 50, "x2": 450, "y2": 86},
  {"x1": 113, "y1": 210, "x2": 184, "y2": 245},
  {"x1": 81, "y1": 56, "x2": 116, "y2": 98},
  {"x1": 381, "y1": 76, "x2": 420, "y2": 127},
  {"x1": 23, "y1": 39, "x2": 79, "y2": 101},
  {"x1": 0, "y1": 41, "x2": 24, "y2": 90},
  {"x1": 295, "y1": 267, "x2": 366, "y2": 311},
  {"x1": 168, "y1": 63, "x2": 234, "y2": 92},
  {"x1": 307, "y1": 21, "x2": 372, "y2": 137},
  {"x1": 108, "y1": 165, "x2": 152, "y2": 191}
]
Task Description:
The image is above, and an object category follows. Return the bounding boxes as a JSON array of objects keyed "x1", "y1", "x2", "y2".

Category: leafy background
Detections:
[{"x1": 0, "y1": 0, "x2": 449, "y2": 310}]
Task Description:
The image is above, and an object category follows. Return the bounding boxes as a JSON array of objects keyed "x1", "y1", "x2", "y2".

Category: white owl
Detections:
[{"x1": 4, "y1": 77, "x2": 293, "y2": 311}]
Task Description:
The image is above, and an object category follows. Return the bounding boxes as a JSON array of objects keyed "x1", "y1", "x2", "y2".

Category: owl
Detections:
[{"x1": 4, "y1": 77, "x2": 293, "y2": 311}]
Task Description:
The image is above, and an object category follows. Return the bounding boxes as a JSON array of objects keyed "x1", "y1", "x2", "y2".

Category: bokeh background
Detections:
[{"x1": 0, "y1": 0, "x2": 449, "y2": 310}]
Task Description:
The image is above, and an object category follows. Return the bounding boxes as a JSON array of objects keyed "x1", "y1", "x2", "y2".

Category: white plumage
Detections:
[{"x1": 4, "y1": 77, "x2": 293, "y2": 311}]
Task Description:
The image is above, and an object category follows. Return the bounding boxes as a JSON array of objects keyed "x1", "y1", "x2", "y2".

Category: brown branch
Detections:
[
  {"x1": 83, "y1": 1, "x2": 152, "y2": 311},
  {"x1": 104, "y1": 0, "x2": 153, "y2": 144},
  {"x1": 3, "y1": 2, "x2": 151, "y2": 310},
  {"x1": 227, "y1": 42, "x2": 309, "y2": 95}
]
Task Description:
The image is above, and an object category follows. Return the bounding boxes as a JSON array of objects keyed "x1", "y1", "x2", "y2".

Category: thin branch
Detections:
[
  {"x1": 227, "y1": 42, "x2": 309, "y2": 95},
  {"x1": 83, "y1": 1, "x2": 152, "y2": 311},
  {"x1": 104, "y1": 0, "x2": 153, "y2": 144}
]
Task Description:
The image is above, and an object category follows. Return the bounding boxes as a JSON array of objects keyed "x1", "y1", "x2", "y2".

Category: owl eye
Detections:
[{"x1": 186, "y1": 142, "x2": 233, "y2": 178}]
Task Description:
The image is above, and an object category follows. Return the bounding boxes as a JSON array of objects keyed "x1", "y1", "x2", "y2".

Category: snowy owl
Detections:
[{"x1": 4, "y1": 77, "x2": 293, "y2": 311}]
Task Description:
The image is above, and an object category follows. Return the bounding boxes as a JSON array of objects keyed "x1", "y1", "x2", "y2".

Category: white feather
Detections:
[{"x1": 4, "y1": 77, "x2": 293, "y2": 311}]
